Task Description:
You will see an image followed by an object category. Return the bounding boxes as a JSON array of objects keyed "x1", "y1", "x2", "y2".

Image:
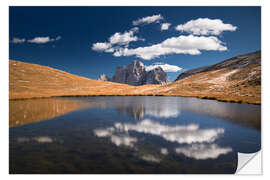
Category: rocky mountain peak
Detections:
[
  {"x1": 145, "y1": 66, "x2": 169, "y2": 85},
  {"x1": 98, "y1": 74, "x2": 110, "y2": 81},
  {"x1": 112, "y1": 60, "x2": 146, "y2": 86},
  {"x1": 131, "y1": 60, "x2": 144, "y2": 67},
  {"x1": 99, "y1": 60, "x2": 169, "y2": 86}
]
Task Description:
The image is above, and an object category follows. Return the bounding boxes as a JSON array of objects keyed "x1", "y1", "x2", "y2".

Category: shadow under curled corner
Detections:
[{"x1": 235, "y1": 150, "x2": 262, "y2": 174}]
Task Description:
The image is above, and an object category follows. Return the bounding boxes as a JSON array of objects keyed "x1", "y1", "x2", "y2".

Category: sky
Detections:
[{"x1": 9, "y1": 7, "x2": 261, "y2": 81}]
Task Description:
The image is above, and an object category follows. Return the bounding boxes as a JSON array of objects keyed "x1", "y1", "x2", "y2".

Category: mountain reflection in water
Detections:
[{"x1": 9, "y1": 96, "x2": 261, "y2": 174}]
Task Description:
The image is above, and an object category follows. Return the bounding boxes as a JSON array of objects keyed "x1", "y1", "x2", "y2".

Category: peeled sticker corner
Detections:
[{"x1": 235, "y1": 150, "x2": 262, "y2": 175}]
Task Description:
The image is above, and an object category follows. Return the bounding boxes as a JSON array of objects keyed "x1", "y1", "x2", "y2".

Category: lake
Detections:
[{"x1": 9, "y1": 96, "x2": 261, "y2": 174}]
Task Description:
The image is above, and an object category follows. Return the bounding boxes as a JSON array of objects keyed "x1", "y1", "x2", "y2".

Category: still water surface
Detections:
[{"x1": 9, "y1": 96, "x2": 261, "y2": 174}]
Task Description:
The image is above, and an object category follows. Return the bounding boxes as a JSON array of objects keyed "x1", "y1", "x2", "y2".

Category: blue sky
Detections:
[{"x1": 9, "y1": 7, "x2": 261, "y2": 81}]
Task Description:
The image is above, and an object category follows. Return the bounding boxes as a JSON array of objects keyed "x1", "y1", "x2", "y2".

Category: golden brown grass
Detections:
[{"x1": 9, "y1": 60, "x2": 261, "y2": 104}]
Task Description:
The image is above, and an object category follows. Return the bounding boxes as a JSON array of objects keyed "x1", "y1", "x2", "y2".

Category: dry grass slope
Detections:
[
  {"x1": 9, "y1": 60, "x2": 140, "y2": 99},
  {"x1": 9, "y1": 58, "x2": 261, "y2": 104}
]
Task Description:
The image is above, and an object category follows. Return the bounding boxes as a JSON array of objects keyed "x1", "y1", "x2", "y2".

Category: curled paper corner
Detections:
[{"x1": 235, "y1": 150, "x2": 262, "y2": 175}]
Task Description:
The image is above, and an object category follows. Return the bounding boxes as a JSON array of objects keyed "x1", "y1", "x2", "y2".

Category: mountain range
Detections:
[
  {"x1": 9, "y1": 51, "x2": 261, "y2": 104},
  {"x1": 98, "y1": 60, "x2": 169, "y2": 86}
]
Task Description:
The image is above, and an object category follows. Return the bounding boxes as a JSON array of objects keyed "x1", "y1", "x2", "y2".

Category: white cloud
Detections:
[
  {"x1": 175, "y1": 18, "x2": 237, "y2": 35},
  {"x1": 114, "y1": 119, "x2": 225, "y2": 144},
  {"x1": 104, "y1": 48, "x2": 115, "y2": 53},
  {"x1": 55, "y1": 36, "x2": 61, "y2": 41},
  {"x1": 28, "y1": 36, "x2": 61, "y2": 44},
  {"x1": 92, "y1": 28, "x2": 141, "y2": 53},
  {"x1": 133, "y1": 14, "x2": 163, "y2": 26},
  {"x1": 161, "y1": 23, "x2": 171, "y2": 31},
  {"x1": 92, "y1": 42, "x2": 112, "y2": 51},
  {"x1": 145, "y1": 62, "x2": 182, "y2": 72},
  {"x1": 28, "y1": 37, "x2": 50, "y2": 44},
  {"x1": 109, "y1": 27, "x2": 139, "y2": 45},
  {"x1": 113, "y1": 35, "x2": 227, "y2": 60},
  {"x1": 175, "y1": 144, "x2": 232, "y2": 160},
  {"x1": 92, "y1": 17, "x2": 235, "y2": 60},
  {"x1": 11, "y1": 37, "x2": 25, "y2": 44}
]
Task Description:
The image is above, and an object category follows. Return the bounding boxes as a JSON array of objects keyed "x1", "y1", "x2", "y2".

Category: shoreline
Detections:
[{"x1": 9, "y1": 93, "x2": 261, "y2": 105}]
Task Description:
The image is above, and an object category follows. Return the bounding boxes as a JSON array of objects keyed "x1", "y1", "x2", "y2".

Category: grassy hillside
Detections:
[
  {"x1": 152, "y1": 51, "x2": 261, "y2": 104},
  {"x1": 9, "y1": 52, "x2": 261, "y2": 104},
  {"x1": 9, "y1": 60, "x2": 140, "y2": 99}
]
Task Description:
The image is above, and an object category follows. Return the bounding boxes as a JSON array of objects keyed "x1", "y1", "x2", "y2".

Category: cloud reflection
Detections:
[
  {"x1": 114, "y1": 119, "x2": 224, "y2": 144},
  {"x1": 17, "y1": 136, "x2": 54, "y2": 143},
  {"x1": 94, "y1": 127, "x2": 115, "y2": 137},
  {"x1": 94, "y1": 127, "x2": 137, "y2": 148},
  {"x1": 110, "y1": 135, "x2": 137, "y2": 148},
  {"x1": 145, "y1": 108, "x2": 180, "y2": 118},
  {"x1": 34, "y1": 136, "x2": 53, "y2": 143},
  {"x1": 141, "y1": 154, "x2": 161, "y2": 163},
  {"x1": 160, "y1": 148, "x2": 169, "y2": 155},
  {"x1": 93, "y1": 118, "x2": 230, "y2": 160},
  {"x1": 175, "y1": 144, "x2": 232, "y2": 160}
]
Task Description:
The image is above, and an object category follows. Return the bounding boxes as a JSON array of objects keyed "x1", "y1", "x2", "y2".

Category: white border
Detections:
[
  {"x1": 7, "y1": 0, "x2": 261, "y2": 6},
  {"x1": 2, "y1": 0, "x2": 270, "y2": 179}
]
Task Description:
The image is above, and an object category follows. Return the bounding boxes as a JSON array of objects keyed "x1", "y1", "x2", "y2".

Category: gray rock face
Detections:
[
  {"x1": 145, "y1": 67, "x2": 169, "y2": 85},
  {"x1": 175, "y1": 50, "x2": 261, "y2": 82},
  {"x1": 98, "y1": 60, "x2": 169, "y2": 86},
  {"x1": 112, "y1": 61, "x2": 146, "y2": 86},
  {"x1": 98, "y1": 74, "x2": 110, "y2": 81}
]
